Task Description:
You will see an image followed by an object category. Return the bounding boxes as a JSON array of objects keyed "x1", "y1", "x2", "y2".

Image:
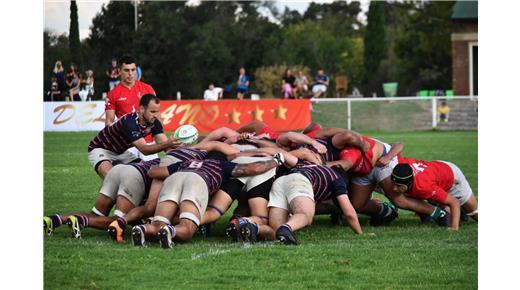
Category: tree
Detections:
[
  {"x1": 363, "y1": 1, "x2": 387, "y2": 96},
  {"x1": 69, "y1": 0, "x2": 81, "y2": 67}
]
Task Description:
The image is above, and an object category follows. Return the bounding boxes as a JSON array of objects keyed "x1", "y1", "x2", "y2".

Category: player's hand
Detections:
[
  {"x1": 312, "y1": 141, "x2": 327, "y2": 154},
  {"x1": 362, "y1": 140, "x2": 370, "y2": 153},
  {"x1": 375, "y1": 156, "x2": 390, "y2": 167},
  {"x1": 273, "y1": 153, "x2": 285, "y2": 166}
]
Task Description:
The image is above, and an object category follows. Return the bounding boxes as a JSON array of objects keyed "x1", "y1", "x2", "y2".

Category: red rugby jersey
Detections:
[
  {"x1": 397, "y1": 156, "x2": 454, "y2": 204},
  {"x1": 106, "y1": 80, "x2": 156, "y2": 142}
]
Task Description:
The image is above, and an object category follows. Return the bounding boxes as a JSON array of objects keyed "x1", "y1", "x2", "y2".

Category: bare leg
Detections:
[
  {"x1": 96, "y1": 160, "x2": 113, "y2": 179},
  {"x1": 463, "y1": 195, "x2": 478, "y2": 221},
  {"x1": 201, "y1": 190, "x2": 233, "y2": 225},
  {"x1": 144, "y1": 200, "x2": 178, "y2": 238},
  {"x1": 174, "y1": 200, "x2": 200, "y2": 242},
  {"x1": 269, "y1": 207, "x2": 289, "y2": 231},
  {"x1": 124, "y1": 178, "x2": 163, "y2": 225},
  {"x1": 286, "y1": 197, "x2": 315, "y2": 231}
]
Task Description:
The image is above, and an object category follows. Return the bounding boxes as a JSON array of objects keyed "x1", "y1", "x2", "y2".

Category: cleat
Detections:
[
  {"x1": 198, "y1": 224, "x2": 212, "y2": 237},
  {"x1": 275, "y1": 226, "x2": 298, "y2": 245},
  {"x1": 158, "y1": 226, "x2": 175, "y2": 249},
  {"x1": 131, "y1": 225, "x2": 146, "y2": 247},
  {"x1": 240, "y1": 222, "x2": 259, "y2": 243},
  {"x1": 225, "y1": 218, "x2": 241, "y2": 242},
  {"x1": 434, "y1": 210, "x2": 451, "y2": 227},
  {"x1": 67, "y1": 216, "x2": 82, "y2": 239},
  {"x1": 370, "y1": 202, "x2": 398, "y2": 226},
  {"x1": 43, "y1": 216, "x2": 54, "y2": 236},
  {"x1": 108, "y1": 220, "x2": 124, "y2": 242}
]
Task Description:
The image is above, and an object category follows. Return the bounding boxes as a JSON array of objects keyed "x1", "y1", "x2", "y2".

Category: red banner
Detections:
[{"x1": 159, "y1": 100, "x2": 311, "y2": 133}]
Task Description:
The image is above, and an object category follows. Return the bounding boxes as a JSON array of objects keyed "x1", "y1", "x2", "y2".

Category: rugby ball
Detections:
[{"x1": 173, "y1": 124, "x2": 199, "y2": 145}]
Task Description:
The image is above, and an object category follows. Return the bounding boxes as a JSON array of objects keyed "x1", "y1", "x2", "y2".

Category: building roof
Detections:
[{"x1": 452, "y1": 0, "x2": 478, "y2": 19}]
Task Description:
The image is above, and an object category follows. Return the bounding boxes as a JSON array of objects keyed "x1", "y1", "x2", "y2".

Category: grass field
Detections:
[{"x1": 44, "y1": 130, "x2": 477, "y2": 290}]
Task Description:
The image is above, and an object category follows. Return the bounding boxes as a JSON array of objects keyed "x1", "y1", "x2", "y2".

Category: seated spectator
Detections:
[
  {"x1": 438, "y1": 100, "x2": 450, "y2": 123},
  {"x1": 48, "y1": 76, "x2": 61, "y2": 101},
  {"x1": 281, "y1": 69, "x2": 296, "y2": 99},
  {"x1": 79, "y1": 70, "x2": 95, "y2": 101},
  {"x1": 311, "y1": 67, "x2": 329, "y2": 99},
  {"x1": 203, "y1": 83, "x2": 223, "y2": 101},
  {"x1": 236, "y1": 67, "x2": 249, "y2": 100},
  {"x1": 294, "y1": 70, "x2": 309, "y2": 98},
  {"x1": 65, "y1": 63, "x2": 81, "y2": 101}
]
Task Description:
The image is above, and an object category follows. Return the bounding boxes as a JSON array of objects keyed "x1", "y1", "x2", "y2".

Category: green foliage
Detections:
[
  {"x1": 44, "y1": 130, "x2": 477, "y2": 289},
  {"x1": 69, "y1": 0, "x2": 81, "y2": 67},
  {"x1": 363, "y1": 1, "x2": 387, "y2": 96},
  {"x1": 254, "y1": 64, "x2": 311, "y2": 98}
]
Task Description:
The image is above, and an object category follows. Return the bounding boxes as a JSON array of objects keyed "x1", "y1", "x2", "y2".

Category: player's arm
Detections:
[
  {"x1": 148, "y1": 162, "x2": 181, "y2": 180},
  {"x1": 255, "y1": 147, "x2": 298, "y2": 167},
  {"x1": 313, "y1": 128, "x2": 348, "y2": 138},
  {"x1": 376, "y1": 142, "x2": 404, "y2": 167},
  {"x1": 331, "y1": 130, "x2": 368, "y2": 152},
  {"x1": 230, "y1": 156, "x2": 282, "y2": 177},
  {"x1": 200, "y1": 127, "x2": 239, "y2": 144},
  {"x1": 289, "y1": 148, "x2": 321, "y2": 165},
  {"x1": 193, "y1": 141, "x2": 240, "y2": 156},
  {"x1": 105, "y1": 110, "x2": 116, "y2": 126},
  {"x1": 277, "y1": 132, "x2": 326, "y2": 153},
  {"x1": 442, "y1": 194, "x2": 461, "y2": 230},
  {"x1": 132, "y1": 136, "x2": 182, "y2": 155},
  {"x1": 335, "y1": 194, "x2": 362, "y2": 235}
]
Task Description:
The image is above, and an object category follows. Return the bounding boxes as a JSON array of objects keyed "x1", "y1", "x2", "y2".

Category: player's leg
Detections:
[
  {"x1": 463, "y1": 194, "x2": 478, "y2": 221},
  {"x1": 286, "y1": 196, "x2": 315, "y2": 232},
  {"x1": 123, "y1": 178, "x2": 163, "y2": 224},
  {"x1": 95, "y1": 160, "x2": 113, "y2": 179}
]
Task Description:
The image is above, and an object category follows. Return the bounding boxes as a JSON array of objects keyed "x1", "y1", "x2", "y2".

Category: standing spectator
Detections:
[
  {"x1": 106, "y1": 58, "x2": 120, "y2": 92},
  {"x1": 65, "y1": 63, "x2": 81, "y2": 101},
  {"x1": 294, "y1": 70, "x2": 309, "y2": 98},
  {"x1": 48, "y1": 76, "x2": 61, "y2": 101},
  {"x1": 52, "y1": 60, "x2": 66, "y2": 96},
  {"x1": 79, "y1": 70, "x2": 95, "y2": 101},
  {"x1": 236, "y1": 67, "x2": 249, "y2": 100},
  {"x1": 203, "y1": 83, "x2": 223, "y2": 101},
  {"x1": 135, "y1": 65, "x2": 142, "y2": 81},
  {"x1": 281, "y1": 69, "x2": 296, "y2": 99},
  {"x1": 311, "y1": 67, "x2": 329, "y2": 99},
  {"x1": 105, "y1": 55, "x2": 158, "y2": 161}
]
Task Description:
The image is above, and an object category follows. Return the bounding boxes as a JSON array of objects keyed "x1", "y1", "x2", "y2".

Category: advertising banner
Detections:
[{"x1": 44, "y1": 99, "x2": 311, "y2": 133}]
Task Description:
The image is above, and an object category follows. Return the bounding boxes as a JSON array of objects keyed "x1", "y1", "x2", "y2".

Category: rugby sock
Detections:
[
  {"x1": 207, "y1": 204, "x2": 224, "y2": 217},
  {"x1": 116, "y1": 217, "x2": 128, "y2": 231},
  {"x1": 76, "y1": 215, "x2": 89, "y2": 227},
  {"x1": 167, "y1": 225, "x2": 177, "y2": 239},
  {"x1": 280, "y1": 224, "x2": 293, "y2": 232},
  {"x1": 50, "y1": 215, "x2": 63, "y2": 228},
  {"x1": 430, "y1": 207, "x2": 443, "y2": 219},
  {"x1": 378, "y1": 203, "x2": 391, "y2": 218}
]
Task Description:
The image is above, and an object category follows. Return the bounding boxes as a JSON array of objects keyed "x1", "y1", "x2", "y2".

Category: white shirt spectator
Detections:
[{"x1": 203, "y1": 85, "x2": 222, "y2": 101}]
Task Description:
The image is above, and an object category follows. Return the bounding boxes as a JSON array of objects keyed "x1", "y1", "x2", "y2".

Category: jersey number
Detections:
[
  {"x1": 412, "y1": 162, "x2": 427, "y2": 173},
  {"x1": 188, "y1": 161, "x2": 203, "y2": 169}
]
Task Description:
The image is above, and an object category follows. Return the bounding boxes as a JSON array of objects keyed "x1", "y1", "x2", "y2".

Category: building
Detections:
[{"x1": 451, "y1": 1, "x2": 478, "y2": 96}]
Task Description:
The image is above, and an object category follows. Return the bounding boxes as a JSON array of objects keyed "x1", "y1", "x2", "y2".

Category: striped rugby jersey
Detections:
[
  {"x1": 88, "y1": 112, "x2": 163, "y2": 154},
  {"x1": 289, "y1": 160, "x2": 348, "y2": 202},
  {"x1": 294, "y1": 137, "x2": 340, "y2": 164},
  {"x1": 167, "y1": 159, "x2": 237, "y2": 195},
  {"x1": 128, "y1": 158, "x2": 160, "y2": 194},
  {"x1": 165, "y1": 147, "x2": 208, "y2": 162}
]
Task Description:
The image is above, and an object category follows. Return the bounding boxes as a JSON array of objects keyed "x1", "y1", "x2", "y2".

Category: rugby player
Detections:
[
  {"x1": 43, "y1": 158, "x2": 159, "y2": 238},
  {"x1": 390, "y1": 158, "x2": 478, "y2": 230},
  {"x1": 130, "y1": 152, "x2": 285, "y2": 248},
  {"x1": 87, "y1": 94, "x2": 181, "y2": 179}
]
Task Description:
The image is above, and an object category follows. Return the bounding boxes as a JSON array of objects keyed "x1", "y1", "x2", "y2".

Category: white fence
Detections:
[{"x1": 312, "y1": 96, "x2": 478, "y2": 131}]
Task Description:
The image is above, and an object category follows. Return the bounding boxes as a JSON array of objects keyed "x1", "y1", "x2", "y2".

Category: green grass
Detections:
[{"x1": 44, "y1": 131, "x2": 477, "y2": 290}]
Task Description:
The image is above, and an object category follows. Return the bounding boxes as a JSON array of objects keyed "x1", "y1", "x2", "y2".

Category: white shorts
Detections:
[
  {"x1": 88, "y1": 148, "x2": 138, "y2": 169},
  {"x1": 127, "y1": 144, "x2": 159, "y2": 161},
  {"x1": 232, "y1": 156, "x2": 277, "y2": 191},
  {"x1": 312, "y1": 84, "x2": 327, "y2": 93},
  {"x1": 268, "y1": 173, "x2": 314, "y2": 211},
  {"x1": 159, "y1": 172, "x2": 209, "y2": 217},
  {"x1": 440, "y1": 161, "x2": 473, "y2": 205},
  {"x1": 99, "y1": 164, "x2": 146, "y2": 206}
]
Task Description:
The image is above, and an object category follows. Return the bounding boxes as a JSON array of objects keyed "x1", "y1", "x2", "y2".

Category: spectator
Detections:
[
  {"x1": 203, "y1": 83, "x2": 223, "y2": 101},
  {"x1": 135, "y1": 65, "x2": 142, "y2": 81},
  {"x1": 311, "y1": 67, "x2": 329, "y2": 99},
  {"x1": 79, "y1": 70, "x2": 95, "y2": 101},
  {"x1": 294, "y1": 70, "x2": 309, "y2": 98},
  {"x1": 48, "y1": 76, "x2": 61, "y2": 101},
  {"x1": 106, "y1": 58, "x2": 120, "y2": 92},
  {"x1": 65, "y1": 63, "x2": 81, "y2": 101},
  {"x1": 281, "y1": 69, "x2": 296, "y2": 99},
  {"x1": 52, "y1": 60, "x2": 65, "y2": 95},
  {"x1": 236, "y1": 67, "x2": 249, "y2": 100},
  {"x1": 438, "y1": 100, "x2": 450, "y2": 123}
]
